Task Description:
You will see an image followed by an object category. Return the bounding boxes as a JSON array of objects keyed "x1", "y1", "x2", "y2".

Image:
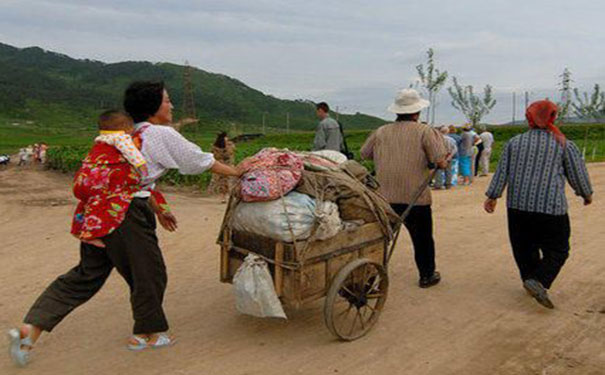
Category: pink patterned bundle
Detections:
[{"x1": 239, "y1": 149, "x2": 304, "y2": 202}]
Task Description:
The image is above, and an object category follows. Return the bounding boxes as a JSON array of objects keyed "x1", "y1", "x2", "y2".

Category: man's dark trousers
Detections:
[
  {"x1": 507, "y1": 208, "x2": 570, "y2": 289},
  {"x1": 391, "y1": 204, "x2": 436, "y2": 278}
]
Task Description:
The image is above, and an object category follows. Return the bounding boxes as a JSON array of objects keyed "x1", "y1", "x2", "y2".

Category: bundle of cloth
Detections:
[{"x1": 225, "y1": 148, "x2": 399, "y2": 243}]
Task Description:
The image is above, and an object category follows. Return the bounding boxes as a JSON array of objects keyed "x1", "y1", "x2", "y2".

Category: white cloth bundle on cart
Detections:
[{"x1": 233, "y1": 254, "x2": 287, "y2": 319}]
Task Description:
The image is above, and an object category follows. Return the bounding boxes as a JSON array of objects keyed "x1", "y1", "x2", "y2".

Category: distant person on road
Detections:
[
  {"x1": 484, "y1": 100, "x2": 593, "y2": 309},
  {"x1": 38, "y1": 143, "x2": 48, "y2": 164},
  {"x1": 17, "y1": 148, "x2": 27, "y2": 166},
  {"x1": 448, "y1": 125, "x2": 461, "y2": 185},
  {"x1": 17, "y1": 146, "x2": 33, "y2": 166},
  {"x1": 473, "y1": 129, "x2": 484, "y2": 177},
  {"x1": 361, "y1": 88, "x2": 447, "y2": 288},
  {"x1": 33, "y1": 143, "x2": 41, "y2": 163},
  {"x1": 208, "y1": 131, "x2": 236, "y2": 203},
  {"x1": 478, "y1": 127, "x2": 494, "y2": 176},
  {"x1": 434, "y1": 126, "x2": 457, "y2": 190},
  {"x1": 459, "y1": 124, "x2": 480, "y2": 185},
  {"x1": 313, "y1": 102, "x2": 344, "y2": 152}
]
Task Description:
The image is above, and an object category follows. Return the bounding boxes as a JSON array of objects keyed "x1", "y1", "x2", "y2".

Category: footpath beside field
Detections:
[{"x1": 1, "y1": 165, "x2": 604, "y2": 375}]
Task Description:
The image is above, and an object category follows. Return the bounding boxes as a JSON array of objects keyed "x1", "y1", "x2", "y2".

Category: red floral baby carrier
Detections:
[{"x1": 71, "y1": 125, "x2": 168, "y2": 240}]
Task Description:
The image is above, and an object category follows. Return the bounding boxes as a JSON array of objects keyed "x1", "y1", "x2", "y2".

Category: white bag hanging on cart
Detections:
[{"x1": 233, "y1": 254, "x2": 287, "y2": 319}]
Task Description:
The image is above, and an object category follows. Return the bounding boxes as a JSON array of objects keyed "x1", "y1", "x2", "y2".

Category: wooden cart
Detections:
[{"x1": 219, "y1": 222, "x2": 391, "y2": 341}]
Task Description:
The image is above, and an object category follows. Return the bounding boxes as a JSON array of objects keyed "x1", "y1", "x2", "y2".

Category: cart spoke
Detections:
[
  {"x1": 336, "y1": 303, "x2": 353, "y2": 318},
  {"x1": 364, "y1": 303, "x2": 377, "y2": 314},
  {"x1": 356, "y1": 309, "x2": 366, "y2": 331},
  {"x1": 365, "y1": 265, "x2": 380, "y2": 287},
  {"x1": 361, "y1": 264, "x2": 371, "y2": 287},
  {"x1": 341, "y1": 285, "x2": 356, "y2": 298},
  {"x1": 367, "y1": 274, "x2": 381, "y2": 293},
  {"x1": 348, "y1": 309, "x2": 358, "y2": 336},
  {"x1": 366, "y1": 293, "x2": 384, "y2": 299}
]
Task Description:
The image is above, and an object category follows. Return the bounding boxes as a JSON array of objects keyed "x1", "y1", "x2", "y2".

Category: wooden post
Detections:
[{"x1": 274, "y1": 242, "x2": 284, "y2": 297}]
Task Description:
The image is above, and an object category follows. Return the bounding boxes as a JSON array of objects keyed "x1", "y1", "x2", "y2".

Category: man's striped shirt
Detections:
[{"x1": 361, "y1": 121, "x2": 446, "y2": 205}]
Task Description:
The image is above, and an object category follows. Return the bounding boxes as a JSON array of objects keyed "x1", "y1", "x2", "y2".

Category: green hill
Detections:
[{"x1": 0, "y1": 42, "x2": 386, "y2": 131}]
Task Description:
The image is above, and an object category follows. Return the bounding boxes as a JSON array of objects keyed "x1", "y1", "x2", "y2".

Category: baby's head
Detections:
[{"x1": 98, "y1": 110, "x2": 134, "y2": 133}]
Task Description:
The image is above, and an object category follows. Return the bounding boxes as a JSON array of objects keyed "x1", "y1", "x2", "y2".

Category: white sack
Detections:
[
  {"x1": 233, "y1": 254, "x2": 287, "y2": 319},
  {"x1": 231, "y1": 191, "x2": 317, "y2": 242}
]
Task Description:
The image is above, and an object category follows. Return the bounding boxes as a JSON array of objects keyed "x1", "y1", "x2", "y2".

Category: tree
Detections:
[
  {"x1": 447, "y1": 77, "x2": 496, "y2": 126},
  {"x1": 572, "y1": 84, "x2": 605, "y2": 122},
  {"x1": 416, "y1": 48, "x2": 448, "y2": 124},
  {"x1": 556, "y1": 67, "x2": 573, "y2": 124}
]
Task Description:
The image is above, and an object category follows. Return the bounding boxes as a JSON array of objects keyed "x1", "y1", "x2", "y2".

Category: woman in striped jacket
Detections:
[{"x1": 484, "y1": 100, "x2": 593, "y2": 309}]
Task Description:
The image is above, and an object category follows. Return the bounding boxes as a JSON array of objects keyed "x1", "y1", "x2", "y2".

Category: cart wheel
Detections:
[{"x1": 324, "y1": 258, "x2": 388, "y2": 341}]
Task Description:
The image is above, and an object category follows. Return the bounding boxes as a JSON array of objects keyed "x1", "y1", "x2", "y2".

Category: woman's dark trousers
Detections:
[
  {"x1": 23, "y1": 198, "x2": 169, "y2": 334},
  {"x1": 507, "y1": 209, "x2": 570, "y2": 289}
]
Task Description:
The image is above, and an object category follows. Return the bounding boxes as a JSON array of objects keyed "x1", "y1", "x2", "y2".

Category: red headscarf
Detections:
[{"x1": 526, "y1": 100, "x2": 566, "y2": 145}]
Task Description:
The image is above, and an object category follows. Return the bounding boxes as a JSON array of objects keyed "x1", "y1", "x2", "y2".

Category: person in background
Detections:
[
  {"x1": 17, "y1": 148, "x2": 27, "y2": 166},
  {"x1": 361, "y1": 88, "x2": 447, "y2": 288},
  {"x1": 479, "y1": 127, "x2": 494, "y2": 176},
  {"x1": 448, "y1": 126, "x2": 462, "y2": 185},
  {"x1": 208, "y1": 131, "x2": 236, "y2": 203},
  {"x1": 473, "y1": 128, "x2": 484, "y2": 177},
  {"x1": 448, "y1": 125, "x2": 462, "y2": 149},
  {"x1": 434, "y1": 126, "x2": 457, "y2": 190},
  {"x1": 484, "y1": 100, "x2": 593, "y2": 309},
  {"x1": 18, "y1": 146, "x2": 34, "y2": 166},
  {"x1": 313, "y1": 102, "x2": 344, "y2": 152},
  {"x1": 32, "y1": 144, "x2": 40, "y2": 163},
  {"x1": 39, "y1": 143, "x2": 48, "y2": 164},
  {"x1": 459, "y1": 124, "x2": 479, "y2": 185}
]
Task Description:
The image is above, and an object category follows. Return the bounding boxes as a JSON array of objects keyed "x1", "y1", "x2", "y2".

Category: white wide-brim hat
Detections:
[{"x1": 387, "y1": 88, "x2": 430, "y2": 114}]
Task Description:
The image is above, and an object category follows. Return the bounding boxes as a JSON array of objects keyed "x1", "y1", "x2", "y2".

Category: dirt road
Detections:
[{"x1": 1, "y1": 165, "x2": 604, "y2": 375}]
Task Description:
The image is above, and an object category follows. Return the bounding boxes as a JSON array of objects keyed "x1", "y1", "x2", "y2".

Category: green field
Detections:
[{"x1": 3, "y1": 122, "x2": 605, "y2": 190}]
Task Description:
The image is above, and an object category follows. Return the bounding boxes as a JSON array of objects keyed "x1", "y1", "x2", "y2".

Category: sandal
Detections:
[
  {"x1": 7, "y1": 328, "x2": 34, "y2": 367},
  {"x1": 127, "y1": 333, "x2": 175, "y2": 351}
]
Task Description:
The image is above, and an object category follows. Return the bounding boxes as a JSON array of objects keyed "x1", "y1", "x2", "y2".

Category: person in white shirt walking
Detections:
[{"x1": 479, "y1": 127, "x2": 494, "y2": 176}]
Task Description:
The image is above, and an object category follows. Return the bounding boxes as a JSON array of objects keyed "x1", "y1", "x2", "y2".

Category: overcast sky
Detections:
[{"x1": 2, "y1": 0, "x2": 605, "y2": 124}]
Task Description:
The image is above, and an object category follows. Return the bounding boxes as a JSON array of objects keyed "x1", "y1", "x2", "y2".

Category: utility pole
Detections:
[
  {"x1": 524, "y1": 91, "x2": 529, "y2": 114},
  {"x1": 512, "y1": 92, "x2": 516, "y2": 125},
  {"x1": 182, "y1": 61, "x2": 196, "y2": 120},
  {"x1": 335, "y1": 106, "x2": 340, "y2": 121}
]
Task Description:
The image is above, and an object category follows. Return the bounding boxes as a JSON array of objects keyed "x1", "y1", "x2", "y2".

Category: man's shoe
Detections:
[
  {"x1": 523, "y1": 279, "x2": 554, "y2": 309},
  {"x1": 419, "y1": 272, "x2": 441, "y2": 288}
]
